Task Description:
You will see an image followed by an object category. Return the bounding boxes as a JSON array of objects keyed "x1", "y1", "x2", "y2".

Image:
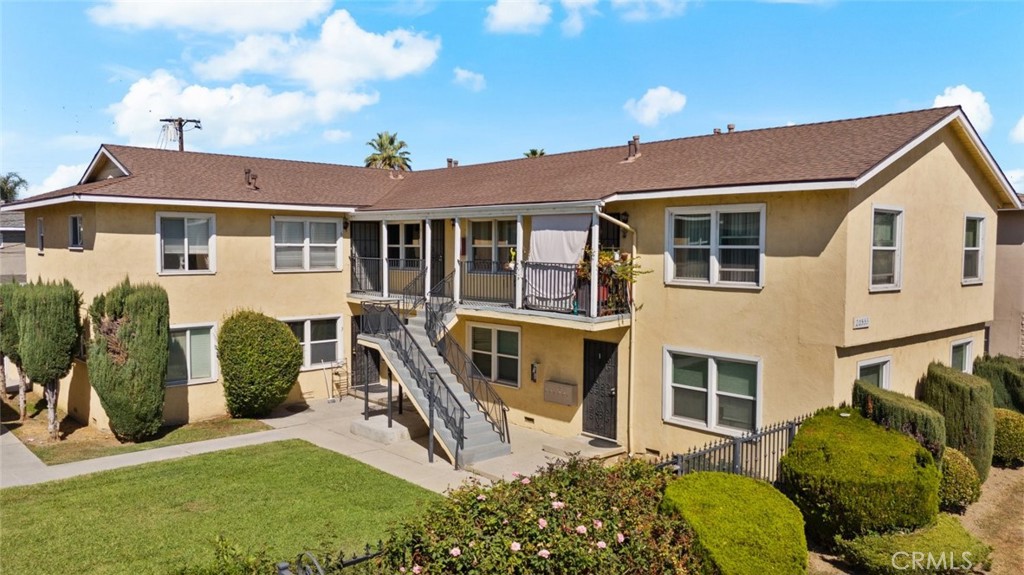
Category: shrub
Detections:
[
  {"x1": 992, "y1": 408, "x2": 1024, "y2": 468},
  {"x1": 88, "y1": 279, "x2": 170, "y2": 442},
  {"x1": 779, "y1": 408, "x2": 939, "y2": 544},
  {"x1": 917, "y1": 362, "x2": 995, "y2": 481},
  {"x1": 853, "y1": 379, "x2": 946, "y2": 461},
  {"x1": 218, "y1": 310, "x2": 302, "y2": 418},
  {"x1": 375, "y1": 457, "x2": 699, "y2": 574},
  {"x1": 834, "y1": 514, "x2": 992, "y2": 575},
  {"x1": 661, "y1": 472, "x2": 807, "y2": 575},
  {"x1": 0, "y1": 282, "x2": 29, "y2": 418},
  {"x1": 937, "y1": 448, "x2": 980, "y2": 514},
  {"x1": 973, "y1": 355, "x2": 1024, "y2": 413}
]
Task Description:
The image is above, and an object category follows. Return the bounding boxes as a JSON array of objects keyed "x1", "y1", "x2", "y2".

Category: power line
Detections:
[{"x1": 159, "y1": 117, "x2": 202, "y2": 151}]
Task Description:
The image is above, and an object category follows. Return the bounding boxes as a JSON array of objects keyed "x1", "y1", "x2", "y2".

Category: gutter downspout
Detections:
[{"x1": 597, "y1": 210, "x2": 636, "y2": 456}]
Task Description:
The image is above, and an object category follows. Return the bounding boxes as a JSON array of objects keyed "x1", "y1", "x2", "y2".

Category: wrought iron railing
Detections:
[
  {"x1": 398, "y1": 263, "x2": 429, "y2": 317},
  {"x1": 460, "y1": 259, "x2": 516, "y2": 306},
  {"x1": 349, "y1": 256, "x2": 382, "y2": 296},
  {"x1": 655, "y1": 414, "x2": 809, "y2": 484},
  {"x1": 360, "y1": 301, "x2": 467, "y2": 464},
  {"x1": 426, "y1": 272, "x2": 510, "y2": 444}
]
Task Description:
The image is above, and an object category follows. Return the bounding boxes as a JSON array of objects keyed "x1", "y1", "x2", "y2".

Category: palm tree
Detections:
[
  {"x1": 0, "y1": 172, "x2": 28, "y2": 203},
  {"x1": 524, "y1": 149, "x2": 545, "y2": 158},
  {"x1": 364, "y1": 132, "x2": 412, "y2": 171}
]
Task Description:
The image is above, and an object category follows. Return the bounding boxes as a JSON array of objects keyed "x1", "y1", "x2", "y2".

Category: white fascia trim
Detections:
[
  {"x1": 80, "y1": 146, "x2": 129, "y2": 185},
  {"x1": 0, "y1": 227, "x2": 24, "y2": 232},
  {"x1": 946, "y1": 110, "x2": 1022, "y2": 209},
  {"x1": 350, "y1": 200, "x2": 603, "y2": 221},
  {"x1": 604, "y1": 180, "x2": 854, "y2": 203},
  {"x1": 5, "y1": 194, "x2": 356, "y2": 214}
]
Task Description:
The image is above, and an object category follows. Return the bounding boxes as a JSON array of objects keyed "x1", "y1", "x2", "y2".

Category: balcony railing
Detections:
[
  {"x1": 350, "y1": 256, "x2": 382, "y2": 296},
  {"x1": 460, "y1": 260, "x2": 516, "y2": 306}
]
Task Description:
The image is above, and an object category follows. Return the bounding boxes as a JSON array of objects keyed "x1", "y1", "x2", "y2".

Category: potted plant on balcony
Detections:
[{"x1": 576, "y1": 249, "x2": 647, "y2": 314}]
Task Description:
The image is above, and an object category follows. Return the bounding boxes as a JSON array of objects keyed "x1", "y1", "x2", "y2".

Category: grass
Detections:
[
  {"x1": 1, "y1": 390, "x2": 270, "y2": 464},
  {"x1": 0, "y1": 440, "x2": 440, "y2": 574}
]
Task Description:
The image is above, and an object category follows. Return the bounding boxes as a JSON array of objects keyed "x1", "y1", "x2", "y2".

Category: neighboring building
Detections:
[
  {"x1": 0, "y1": 210, "x2": 26, "y2": 283},
  {"x1": 992, "y1": 198, "x2": 1024, "y2": 359},
  {"x1": 2, "y1": 106, "x2": 1019, "y2": 465}
]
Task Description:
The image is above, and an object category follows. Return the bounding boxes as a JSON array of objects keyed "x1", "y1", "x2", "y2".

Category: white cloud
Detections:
[
  {"x1": 933, "y1": 85, "x2": 993, "y2": 134},
  {"x1": 611, "y1": 0, "x2": 688, "y2": 21},
  {"x1": 1006, "y1": 169, "x2": 1024, "y2": 193},
  {"x1": 1011, "y1": 116, "x2": 1024, "y2": 144},
  {"x1": 322, "y1": 129, "x2": 352, "y2": 143},
  {"x1": 561, "y1": 0, "x2": 599, "y2": 36},
  {"x1": 194, "y1": 10, "x2": 441, "y2": 93},
  {"x1": 453, "y1": 67, "x2": 486, "y2": 92},
  {"x1": 485, "y1": 0, "x2": 552, "y2": 34},
  {"x1": 108, "y1": 70, "x2": 378, "y2": 148},
  {"x1": 624, "y1": 86, "x2": 686, "y2": 126},
  {"x1": 88, "y1": 0, "x2": 331, "y2": 33},
  {"x1": 26, "y1": 163, "x2": 88, "y2": 197}
]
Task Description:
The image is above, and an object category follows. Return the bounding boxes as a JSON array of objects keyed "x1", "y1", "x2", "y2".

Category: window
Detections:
[
  {"x1": 36, "y1": 217, "x2": 44, "y2": 253},
  {"x1": 386, "y1": 222, "x2": 422, "y2": 269},
  {"x1": 962, "y1": 216, "x2": 984, "y2": 284},
  {"x1": 273, "y1": 217, "x2": 341, "y2": 271},
  {"x1": 69, "y1": 215, "x2": 84, "y2": 249},
  {"x1": 951, "y1": 339, "x2": 974, "y2": 373},
  {"x1": 870, "y1": 207, "x2": 902, "y2": 290},
  {"x1": 158, "y1": 213, "x2": 215, "y2": 273},
  {"x1": 468, "y1": 220, "x2": 516, "y2": 273},
  {"x1": 167, "y1": 325, "x2": 214, "y2": 385},
  {"x1": 469, "y1": 324, "x2": 519, "y2": 386},
  {"x1": 285, "y1": 317, "x2": 341, "y2": 368},
  {"x1": 857, "y1": 357, "x2": 892, "y2": 389},
  {"x1": 664, "y1": 348, "x2": 760, "y2": 433},
  {"x1": 666, "y1": 205, "x2": 765, "y2": 287}
]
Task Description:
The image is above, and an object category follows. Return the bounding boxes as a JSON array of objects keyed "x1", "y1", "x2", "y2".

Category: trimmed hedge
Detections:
[
  {"x1": 662, "y1": 472, "x2": 807, "y2": 575},
  {"x1": 992, "y1": 408, "x2": 1024, "y2": 468},
  {"x1": 834, "y1": 514, "x2": 992, "y2": 575},
  {"x1": 779, "y1": 408, "x2": 939, "y2": 544},
  {"x1": 218, "y1": 310, "x2": 302, "y2": 418},
  {"x1": 917, "y1": 362, "x2": 995, "y2": 482},
  {"x1": 938, "y1": 448, "x2": 980, "y2": 514},
  {"x1": 973, "y1": 355, "x2": 1024, "y2": 413},
  {"x1": 853, "y1": 380, "x2": 946, "y2": 461}
]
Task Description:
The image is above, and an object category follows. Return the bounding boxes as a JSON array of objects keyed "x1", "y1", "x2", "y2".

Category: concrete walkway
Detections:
[{"x1": 1, "y1": 396, "x2": 624, "y2": 493}]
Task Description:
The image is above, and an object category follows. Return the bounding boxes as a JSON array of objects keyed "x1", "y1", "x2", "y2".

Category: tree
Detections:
[
  {"x1": 524, "y1": 148, "x2": 545, "y2": 158},
  {"x1": 0, "y1": 282, "x2": 30, "y2": 420},
  {"x1": 364, "y1": 131, "x2": 412, "y2": 171},
  {"x1": 18, "y1": 280, "x2": 81, "y2": 439},
  {"x1": 0, "y1": 172, "x2": 28, "y2": 203},
  {"x1": 88, "y1": 279, "x2": 170, "y2": 442}
]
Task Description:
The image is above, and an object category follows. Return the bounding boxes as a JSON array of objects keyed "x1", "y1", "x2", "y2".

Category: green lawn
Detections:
[{"x1": 0, "y1": 440, "x2": 439, "y2": 574}]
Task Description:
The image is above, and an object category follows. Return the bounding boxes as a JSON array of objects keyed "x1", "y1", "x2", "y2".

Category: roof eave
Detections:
[{"x1": 2, "y1": 193, "x2": 358, "y2": 214}]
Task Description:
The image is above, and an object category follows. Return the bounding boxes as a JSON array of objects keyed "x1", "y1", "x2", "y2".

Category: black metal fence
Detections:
[
  {"x1": 350, "y1": 256, "x2": 382, "y2": 296},
  {"x1": 277, "y1": 543, "x2": 383, "y2": 575},
  {"x1": 655, "y1": 414, "x2": 809, "y2": 484},
  {"x1": 460, "y1": 259, "x2": 516, "y2": 306}
]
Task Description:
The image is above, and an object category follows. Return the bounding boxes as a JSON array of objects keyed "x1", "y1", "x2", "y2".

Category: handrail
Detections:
[
  {"x1": 360, "y1": 302, "x2": 467, "y2": 463},
  {"x1": 398, "y1": 263, "x2": 429, "y2": 317},
  {"x1": 426, "y1": 271, "x2": 511, "y2": 444}
]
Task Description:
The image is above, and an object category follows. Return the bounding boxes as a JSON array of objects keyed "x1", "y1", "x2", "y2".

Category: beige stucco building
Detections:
[
  {"x1": 992, "y1": 207, "x2": 1024, "y2": 359},
  {"x1": 3, "y1": 106, "x2": 1019, "y2": 464}
]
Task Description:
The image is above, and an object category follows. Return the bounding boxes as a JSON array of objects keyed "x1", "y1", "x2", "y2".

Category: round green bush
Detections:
[
  {"x1": 662, "y1": 472, "x2": 807, "y2": 575},
  {"x1": 938, "y1": 448, "x2": 980, "y2": 514},
  {"x1": 779, "y1": 408, "x2": 940, "y2": 544},
  {"x1": 993, "y1": 408, "x2": 1024, "y2": 468},
  {"x1": 218, "y1": 310, "x2": 302, "y2": 418},
  {"x1": 834, "y1": 514, "x2": 992, "y2": 575}
]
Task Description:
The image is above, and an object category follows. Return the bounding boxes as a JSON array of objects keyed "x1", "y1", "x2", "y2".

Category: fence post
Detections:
[
  {"x1": 427, "y1": 368, "x2": 437, "y2": 464},
  {"x1": 787, "y1": 420, "x2": 798, "y2": 448},
  {"x1": 732, "y1": 436, "x2": 743, "y2": 475}
]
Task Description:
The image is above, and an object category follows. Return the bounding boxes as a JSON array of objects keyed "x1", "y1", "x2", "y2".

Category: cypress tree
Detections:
[
  {"x1": 0, "y1": 282, "x2": 31, "y2": 420},
  {"x1": 88, "y1": 279, "x2": 170, "y2": 441}
]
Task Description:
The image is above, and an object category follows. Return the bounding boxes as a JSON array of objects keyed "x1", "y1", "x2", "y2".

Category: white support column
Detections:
[
  {"x1": 453, "y1": 218, "x2": 462, "y2": 303},
  {"x1": 424, "y1": 219, "x2": 432, "y2": 297},
  {"x1": 514, "y1": 215, "x2": 524, "y2": 309},
  {"x1": 589, "y1": 211, "x2": 599, "y2": 318},
  {"x1": 380, "y1": 220, "x2": 389, "y2": 298}
]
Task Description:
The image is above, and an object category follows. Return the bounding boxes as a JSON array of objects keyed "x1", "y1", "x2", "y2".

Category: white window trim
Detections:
[
  {"x1": 664, "y1": 203, "x2": 766, "y2": 289},
  {"x1": 155, "y1": 212, "x2": 217, "y2": 275},
  {"x1": 856, "y1": 355, "x2": 893, "y2": 390},
  {"x1": 36, "y1": 217, "x2": 44, "y2": 254},
  {"x1": 386, "y1": 221, "x2": 423, "y2": 270},
  {"x1": 467, "y1": 322, "x2": 521, "y2": 387},
  {"x1": 662, "y1": 346, "x2": 763, "y2": 437},
  {"x1": 280, "y1": 315, "x2": 343, "y2": 370},
  {"x1": 961, "y1": 214, "x2": 985, "y2": 285},
  {"x1": 467, "y1": 219, "x2": 517, "y2": 274},
  {"x1": 68, "y1": 214, "x2": 84, "y2": 251},
  {"x1": 869, "y1": 205, "x2": 903, "y2": 292},
  {"x1": 950, "y1": 338, "x2": 974, "y2": 373},
  {"x1": 166, "y1": 323, "x2": 218, "y2": 386},
  {"x1": 271, "y1": 216, "x2": 343, "y2": 273}
]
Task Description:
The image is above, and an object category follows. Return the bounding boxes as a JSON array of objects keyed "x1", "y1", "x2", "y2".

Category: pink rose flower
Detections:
[
  {"x1": 521, "y1": 477, "x2": 531, "y2": 485},
  {"x1": 548, "y1": 492, "x2": 558, "y2": 499},
  {"x1": 593, "y1": 519, "x2": 603, "y2": 529},
  {"x1": 538, "y1": 518, "x2": 548, "y2": 529},
  {"x1": 597, "y1": 541, "x2": 607, "y2": 549},
  {"x1": 450, "y1": 547, "x2": 461, "y2": 557},
  {"x1": 552, "y1": 501, "x2": 565, "y2": 510},
  {"x1": 476, "y1": 494, "x2": 486, "y2": 501},
  {"x1": 510, "y1": 542, "x2": 521, "y2": 552},
  {"x1": 511, "y1": 471, "x2": 521, "y2": 478},
  {"x1": 538, "y1": 549, "x2": 551, "y2": 559},
  {"x1": 616, "y1": 532, "x2": 625, "y2": 544},
  {"x1": 412, "y1": 566, "x2": 422, "y2": 574},
  {"x1": 576, "y1": 525, "x2": 587, "y2": 534}
]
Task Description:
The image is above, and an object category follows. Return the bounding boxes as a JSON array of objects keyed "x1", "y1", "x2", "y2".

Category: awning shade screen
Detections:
[{"x1": 524, "y1": 214, "x2": 591, "y2": 311}]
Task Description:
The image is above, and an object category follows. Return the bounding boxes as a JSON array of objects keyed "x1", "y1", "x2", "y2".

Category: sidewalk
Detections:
[{"x1": 1, "y1": 396, "x2": 624, "y2": 493}]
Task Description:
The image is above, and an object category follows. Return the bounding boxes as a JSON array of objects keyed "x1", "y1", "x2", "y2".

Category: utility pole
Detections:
[{"x1": 159, "y1": 117, "x2": 202, "y2": 151}]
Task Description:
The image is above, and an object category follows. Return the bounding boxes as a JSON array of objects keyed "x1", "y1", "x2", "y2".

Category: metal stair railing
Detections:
[
  {"x1": 425, "y1": 271, "x2": 511, "y2": 444},
  {"x1": 360, "y1": 301, "x2": 467, "y2": 466},
  {"x1": 398, "y1": 263, "x2": 430, "y2": 318}
]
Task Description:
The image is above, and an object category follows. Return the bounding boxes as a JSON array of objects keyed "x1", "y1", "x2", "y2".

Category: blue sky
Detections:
[{"x1": 2, "y1": 0, "x2": 1023, "y2": 197}]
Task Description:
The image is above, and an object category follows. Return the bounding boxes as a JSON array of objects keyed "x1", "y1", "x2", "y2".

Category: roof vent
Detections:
[
  {"x1": 623, "y1": 135, "x2": 642, "y2": 163},
  {"x1": 244, "y1": 168, "x2": 259, "y2": 190},
  {"x1": 713, "y1": 128, "x2": 722, "y2": 135},
  {"x1": 727, "y1": 124, "x2": 736, "y2": 133},
  {"x1": 446, "y1": 158, "x2": 453, "y2": 168}
]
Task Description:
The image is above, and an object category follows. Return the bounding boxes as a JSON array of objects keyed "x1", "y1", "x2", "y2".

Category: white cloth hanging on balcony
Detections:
[{"x1": 524, "y1": 214, "x2": 590, "y2": 311}]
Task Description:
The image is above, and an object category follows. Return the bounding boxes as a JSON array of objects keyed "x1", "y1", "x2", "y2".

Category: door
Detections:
[
  {"x1": 350, "y1": 222, "x2": 382, "y2": 293},
  {"x1": 430, "y1": 219, "x2": 446, "y2": 288},
  {"x1": 583, "y1": 339, "x2": 618, "y2": 440},
  {"x1": 350, "y1": 317, "x2": 381, "y2": 390}
]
